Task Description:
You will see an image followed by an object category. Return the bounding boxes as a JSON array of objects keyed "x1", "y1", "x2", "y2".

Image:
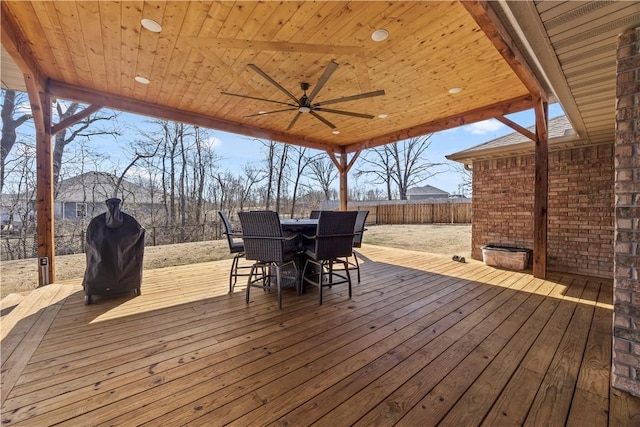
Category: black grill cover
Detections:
[{"x1": 82, "y1": 198, "x2": 145, "y2": 302}]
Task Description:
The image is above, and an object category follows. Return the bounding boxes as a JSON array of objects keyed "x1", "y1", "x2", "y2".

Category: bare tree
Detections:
[
  {"x1": 287, "y1": 146, "x2": 317, "y2": 218},
  {"x1": 355, "y1": 145, "x2": 395, "y2": 199},
  {"x1": 1, "y1": 89, "x2": 32, "y2": 192},
  {"x1": 308, "y1": 155, "x2": 338, "y2": 200},
  {"x1": 1, "y1": 139, "x2": 36, "y2": 259},
  {"x1": 190, "y1": 128, "x2": 221, "y2": 223},
  {"x1": 52, "y1": 101, "x2": 120, "y2": 191},
  {"x1": 239, "y1": 165, "x2": 264, "y2": 211},
  {"x1": 275, "y1": 143, "x2": 289, "y2": 212},
  {"x1": 260, "y1": 140, "x2": 278, "y2": 210},
  {"x1": 357, "y1": 135, "x2": 445, "y2": 200},
  {"x1": 451, "y1": 162, "x2": 472, "y2": 197}
]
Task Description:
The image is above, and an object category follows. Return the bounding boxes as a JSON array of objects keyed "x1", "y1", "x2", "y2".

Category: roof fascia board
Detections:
[
  {"x1": 461, "y1": 1, "x2": 548, "y2": 101},
  {"x1": 445, "y1": 135, "x2": 596, "y2": 164},
  {"x1": 497, "y1": 0, "x2": 589, "y2": 141}
]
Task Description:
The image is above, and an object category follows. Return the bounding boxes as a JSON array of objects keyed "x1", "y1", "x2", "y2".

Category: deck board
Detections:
[{"x1": 1, "y1": 244, "x2": 639, "y2": 426}]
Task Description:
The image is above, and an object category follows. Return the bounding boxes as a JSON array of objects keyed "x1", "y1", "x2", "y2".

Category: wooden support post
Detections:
[
  {"x1": 533, "y1": 99, "x2": 548, "y2": 278},
  {"x1": 339, "y1": 150, "x2": 348, "y2": 211},
  {"x1": 327, "y1": 148, "x2": 361, "y2": 211},
  {"x1": 35, "y1": 91, "x2": 55, "y2": 285}
]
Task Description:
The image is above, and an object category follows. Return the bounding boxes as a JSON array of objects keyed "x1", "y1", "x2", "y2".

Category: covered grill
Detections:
[{"x1": 82, "y1": 198, "x2": 145, "y2": 305}]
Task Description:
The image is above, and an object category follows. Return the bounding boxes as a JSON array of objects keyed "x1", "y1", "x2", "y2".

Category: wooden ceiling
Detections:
[{"x1": 1, "y1": 1, "x2": 542, "y2": 153}]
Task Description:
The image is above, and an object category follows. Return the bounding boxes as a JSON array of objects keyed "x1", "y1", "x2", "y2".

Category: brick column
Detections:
[{"x1": 613, "y1": 27, "x2": 640, "y2": 397}]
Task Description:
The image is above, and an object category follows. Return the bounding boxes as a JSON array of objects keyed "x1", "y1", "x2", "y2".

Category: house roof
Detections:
[
  {"x1": 406, "y1": 185, "x2": 449, "y2": 196},
  {"x1": 56, "y1": 172, "x2": 155, "y2": 205},
  {"x1": 446, "y1": 115, "x2": 584, "y2": 164}
]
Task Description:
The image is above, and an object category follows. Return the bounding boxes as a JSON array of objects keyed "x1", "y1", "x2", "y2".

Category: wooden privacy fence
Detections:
[{"x1": 346, "y1": 200, "x2": 472, "y2": 225}]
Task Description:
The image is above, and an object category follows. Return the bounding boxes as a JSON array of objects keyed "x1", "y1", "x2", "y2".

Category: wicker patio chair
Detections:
[
  {"x1": 348, "y1": 210, "x2": 369, "y2": 283},
  {"x1": 238, "y1": 211, "x2": 299, "y2": 309},
  {"x1": 301, "y1": 210, "x2": 357, "y2": 305},
  {"x1": 218, "y1": 211, "x2": 252, "y2": 293}
]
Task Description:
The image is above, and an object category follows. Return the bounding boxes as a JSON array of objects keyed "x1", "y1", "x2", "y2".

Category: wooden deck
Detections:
[{"x1": 1, "y1": 245, "x2": 639, "y2": 426}]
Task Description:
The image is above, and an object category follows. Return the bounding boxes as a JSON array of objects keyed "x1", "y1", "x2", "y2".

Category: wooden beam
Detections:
[
  {"x1": 47, "y1": 80, "x2": 335, "y2": 153},
  {"x1": 461, "y1": 1, "x2": 548, "y2": 101},
  {"x1": 495, "y1": 116, "x2": 536, "y2": 141},
  {"x1": 326, "y1": 149, "x2": 354, "y2": 212},
  {"x1": 36, "y1": 91, "x2": 55, "y2": 286},
  {"x1": 533, "y1": 99, "x2": 549, "y2": 279},
  {"x1": 348, "y1": 94, "x2": 533, "y2": 152},
  {"x1": 51, "y1": 104, "x2": 102, "y2": 135},
  {"x1": 345, "y1": 150, "x2": 361, "y2": 173}
]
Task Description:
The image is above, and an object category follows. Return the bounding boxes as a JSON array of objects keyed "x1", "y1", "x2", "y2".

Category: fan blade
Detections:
[
  {"x1": 307, "y1": 60, "x2": 338, "y2": 104},
  {"x1": 287, "y1": 112, "x2": 303, "y2": 130},
  {"x1": 221, "y1": 91, "x2": 296, "y2": 107},
  {"x1": 314, "y1": 89, "x2": 386, "y2": 107},
  {"x1": 248, "y1": 64, "x2": 300, "y2": 104},
  {"x1": 245, "y1": 108, "x2": 297, "y2": 118},
  {"x1": 310, "y1": 111, "x2": 336, "y2": 129},
  {"x1": 314, "y1": 107, "x2": 374, "y2": 119}
]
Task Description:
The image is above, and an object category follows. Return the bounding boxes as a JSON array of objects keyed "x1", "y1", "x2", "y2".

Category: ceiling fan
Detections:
[{"x1": 221, "y1": 60, "x2": 385, "y2": 131}]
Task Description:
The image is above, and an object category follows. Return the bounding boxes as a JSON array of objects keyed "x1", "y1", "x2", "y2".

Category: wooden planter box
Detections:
[{"x1": 481, "y1": 245, "x2": 531, "y2": 271}]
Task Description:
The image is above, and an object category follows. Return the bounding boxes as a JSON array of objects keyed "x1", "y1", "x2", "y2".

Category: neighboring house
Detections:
[
  {"x1": 55, "y1": 172, "x2": 158, "y2": 220},
  {"x1": 446, "y1": 115, "x2": 613, "y2": 279},
  {"x1": 406, "y1": 185, "x2": 449, "y2": 201}
]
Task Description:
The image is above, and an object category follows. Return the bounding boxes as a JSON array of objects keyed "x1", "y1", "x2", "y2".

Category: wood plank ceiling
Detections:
[{"x1": 0, "y1": 1, "x2": 538, "y2": 153}]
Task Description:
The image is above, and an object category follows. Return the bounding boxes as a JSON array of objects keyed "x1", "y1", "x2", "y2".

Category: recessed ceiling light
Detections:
[
  {"x1": 448, "y1": 87, "x2": 462, "y2": 94},
  {"x1": 378, "y1": 113, "x2": 388, "y2": 119},
  {"x1": 332, "y1": 130, "x2": 340, "y2": 135},
  {"x1": 134, "y1": 76, "x2": 150, "y2": 84},
  {"x1": 299, "y1": 106, "x2": 311, "y2": 113},
  {"x1": 371, "y1": 29, "x2": 389, "y2": 42},
  {"x1": 141, "y1": 18, "x2": 162, "y2": 33},
  {"x1": 258, "y1": 111, "x2": 267, "y2": 115}
]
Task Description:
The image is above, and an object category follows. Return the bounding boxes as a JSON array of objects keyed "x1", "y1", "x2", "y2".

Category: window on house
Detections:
[{"x1": 76, "y1": 203, "x2": 87, "y2": 218}]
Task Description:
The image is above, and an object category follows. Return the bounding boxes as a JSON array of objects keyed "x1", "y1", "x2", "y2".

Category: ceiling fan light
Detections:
[
  {"x1": 299, "y1": 106, "x2": 311, "y2": 113},
  {"x1": 371, "y1": 29, "x2": 389, "y2": 42}
]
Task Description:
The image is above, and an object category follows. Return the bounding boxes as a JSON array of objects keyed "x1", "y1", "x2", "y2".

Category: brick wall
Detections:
[
  {"x1": 472, "y1": 156, "x2": 535, "y2": 259},
  {"x1": 472, "y1": 144, "x2": 614, "y2": 278},
  {"x1": 612, "y1": 27, "x2": 640, "y2": 398}
]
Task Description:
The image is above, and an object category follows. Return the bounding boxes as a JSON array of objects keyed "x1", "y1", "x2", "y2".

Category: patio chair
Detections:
[
  {"x1": 302, "y1": 211, "x2": 357, "y2": 305},
  {"x1": 238, "y1": 211, "x2": 299, "y2": 309},
  {"x1": 348, "y1": 210, "x2": 369, "y2": 283},
  {"x1": 218, "y1": 210, "x2": 251, "y2": 293}
]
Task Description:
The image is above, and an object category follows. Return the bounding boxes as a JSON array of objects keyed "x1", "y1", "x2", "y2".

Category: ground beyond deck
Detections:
[{"x1": 1, "y1": 245, "x2": 639, "y2": 426}]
